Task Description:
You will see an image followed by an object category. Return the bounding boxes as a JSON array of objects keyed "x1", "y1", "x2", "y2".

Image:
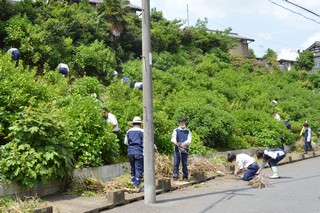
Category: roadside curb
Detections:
[{"x1": 41, "y1": 151, "x2": 320, "y2": 213}]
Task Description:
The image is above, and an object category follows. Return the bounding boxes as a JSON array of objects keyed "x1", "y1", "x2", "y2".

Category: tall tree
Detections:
[
  {"x1": 97, "y1": 0, "x2": 130, "y2": 37},
  {"x1": 295, "y1": 50, "x2": 315, "y2": 71},
  {"x1": 263, "y1": 48, "x2": 278, "y2": 69}
]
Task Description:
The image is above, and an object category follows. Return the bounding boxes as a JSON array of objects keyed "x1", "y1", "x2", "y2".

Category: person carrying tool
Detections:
[{"x1": 171, "y1": 118, "x2": 192, "y2": 181}]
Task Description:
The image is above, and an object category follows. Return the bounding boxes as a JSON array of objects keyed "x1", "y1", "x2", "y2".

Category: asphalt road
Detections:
[{"x1": 103, "y1": 157, "x2": 320, "y2": 213}]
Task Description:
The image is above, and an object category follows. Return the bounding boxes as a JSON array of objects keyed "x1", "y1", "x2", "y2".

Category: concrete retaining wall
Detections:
[
  {"x1": 0, "y1": 148, "x2": 267, "y2": 197},
  {"x1": 0, "y1": 162, "x2": 130, "y2": 197},
  {"x1": 73, "y1": 162, "x2": 130, "y2": 182},
  {"x1": 0, "y1": 180, "x2": 67, "y2": 198}
]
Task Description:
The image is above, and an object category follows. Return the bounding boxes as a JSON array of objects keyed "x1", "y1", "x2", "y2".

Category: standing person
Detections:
[
  {"x1": 103, "y1": 108, "x2": 120, "y2": 139},
  {"x1": 124, "y1": 116, "x2": 144, "y2": 191},
  {"x1": 302, "y1": 122, "x2": 312, "y2": 154},
  {"x1": 7, "y1": 48, "x2": 21, "y2": 68},
  {"x1": 57, "y1": 63, "x2": 70, "y2": 77},
  {"x1": 171, "y1": 118, "x2": 192, "y2": 181},
  {"x1": 227, "y1": 153, "x2": 259, "y2": 181},
  {"x1": 255, "y1": 148, "x2": 286, "y2": 179}
]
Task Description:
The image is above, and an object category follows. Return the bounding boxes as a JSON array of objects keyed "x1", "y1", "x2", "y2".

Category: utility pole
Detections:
[
  {"x1": 187, "y1": 4, "x2": 189, "y2": 27},
  {"x1": 142, "y1": 0, "x2": 156, "y2": 204}
]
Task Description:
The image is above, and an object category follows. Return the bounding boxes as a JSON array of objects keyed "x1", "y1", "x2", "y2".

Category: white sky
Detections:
[{"x1": 130, "y1": 0, "x2": 320, "y2": 60}]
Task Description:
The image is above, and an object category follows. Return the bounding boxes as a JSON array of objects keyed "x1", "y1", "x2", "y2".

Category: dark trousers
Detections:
[
  {"x1": 304, "y1": 140, "x2": 312, "y2": 153},
  {"x1": 243, "y1": 162, "x2": 259, "y2": 181},
  {"x1": 128, "y1": 154, "x2": 144, "y2": 181},
  {"x1": 173, "y1": 151, "x2": 188, "y2": 178},
  {"x1": 12, "y1": 52, "x2": 20, "y2": 68},
  {"x1": 269, "y1": 154, "x2": 286, "y2": 167},
  {"x1": 59, "y1": 67, "x2": 69, "y2": 77}
]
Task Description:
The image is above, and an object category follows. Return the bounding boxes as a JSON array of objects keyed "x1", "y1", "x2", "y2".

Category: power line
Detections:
[
  {"x1": 283, "y1": 0, "x2": 320, "y2": 18},
  {"x1": 268, "y1": 0, "x2": 320, "y2": 25},
  {"x1": 210, "y1": 20, "x2": 300, "y2": 50}
]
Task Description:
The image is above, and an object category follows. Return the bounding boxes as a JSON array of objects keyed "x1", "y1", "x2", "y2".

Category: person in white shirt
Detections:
[
  {"x1": 256, "y1": 148, "x2": 286, "y2": 179},
  {"x1": 57, "y1": 63, "x2": 70, "y2": 77},
  {"x1": 302, "y1": 122, "x2": 312, "y2": 154},
  {"x1": 134, "y1": 82, "x2": 143, "y2": 90},
  {"x1": 103, "y1": 108, "x2": 119, "y2": 138},
  {"x1": 228, "y1": 153, "x2": 259, "y2": 181},
  {"x1": 274, "y1": 112, "x2": 281, "y2": 121}
]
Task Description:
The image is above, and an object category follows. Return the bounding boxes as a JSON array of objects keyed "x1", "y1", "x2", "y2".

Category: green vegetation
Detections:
[{"x1": 0, "y1": 0, "x2": 320, "y2": 188}]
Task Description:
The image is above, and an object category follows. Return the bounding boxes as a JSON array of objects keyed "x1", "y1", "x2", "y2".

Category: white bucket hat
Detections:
[{"x1": 128, "y1": 116, "x2": 143, "y2": 126}]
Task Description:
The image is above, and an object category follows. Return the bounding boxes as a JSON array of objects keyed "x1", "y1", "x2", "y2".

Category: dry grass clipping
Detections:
[
  {"x1": 155, "y1": 152, "x2": 173, "y2": 179},
  {"x1": 248, "y1": 175, "x2": 268, "y2": 189},
  {"x1": 188, "y1": 157, "x2": 217, "y2": 174},
  {"x1": 104, "y1": 174, "x2": 139, "y2": 193},
  {"x1": 188, "y1": 156, "x2": 230, "y2": 177},
  {"x1": 0, "y1": 196, "x2": 44, "y2": 213}
]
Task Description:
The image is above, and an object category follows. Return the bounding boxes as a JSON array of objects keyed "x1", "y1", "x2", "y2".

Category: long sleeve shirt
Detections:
[
  {"x1": 124, "y1": 125, "x2": 144, "y2": 155},
  {"x1": 171, "y1": 127, "x2": 191, "y2": 146}
]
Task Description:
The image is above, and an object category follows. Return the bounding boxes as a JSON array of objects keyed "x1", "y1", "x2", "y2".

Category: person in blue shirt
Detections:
[
  {"x1": 256, "y1": 148, "x2": 286, "y2": 179},
  {"x1": 124, "y1": 116, "x2": 144, "y2": 191},
  {"x1": 171, "y1": 118, "x2": 192, "y2": 181},
  {"x1": 7, "y1": 48, "x2": 21, "y2": 68}
]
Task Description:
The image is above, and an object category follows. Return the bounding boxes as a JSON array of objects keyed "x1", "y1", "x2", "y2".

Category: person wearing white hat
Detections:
[{"x1": 124, "y1": 116, "x2": 144, "y2": 191}]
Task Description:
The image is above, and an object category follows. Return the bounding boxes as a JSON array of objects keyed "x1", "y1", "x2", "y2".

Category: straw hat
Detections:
[{"x1": 128, "y1": 116, "x2": 143, "y2": 126}]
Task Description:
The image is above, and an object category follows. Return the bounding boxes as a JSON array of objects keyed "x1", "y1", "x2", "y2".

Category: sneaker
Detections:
[
  {"x1": 135, "y1": 178, "x2": 141, "y2": 186},
  {"x1": 182, "y1": 177, "x2": 188, "y2": 182},
  {"x1": 172, "y1": 176, "x2": 178, "y2": 180},
  {"x1": 269, "y1": 174, "x2": 280, "y2": 179}
]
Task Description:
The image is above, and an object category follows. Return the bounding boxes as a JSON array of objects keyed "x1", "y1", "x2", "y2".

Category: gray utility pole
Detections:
[{"x1": 142, "y1": 0, "x2": 156, "y2": 204}]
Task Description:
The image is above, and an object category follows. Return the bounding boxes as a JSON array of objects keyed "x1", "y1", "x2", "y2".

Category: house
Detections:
[
  {"x1": 278, "y1": 59, "x2": 294, "y2": 71},
  {"x1": 305, "y1": 41, "x2": 320, "y2": 72},
  {"x1": 228, "y1": 32, "x2": 255, "y2": 58}
]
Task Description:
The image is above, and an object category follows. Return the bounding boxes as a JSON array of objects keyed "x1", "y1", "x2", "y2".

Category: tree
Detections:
[
  {"x1": 150, "y1": 9, "x2": 182, "y2": 53},
  {"x1": 97, "y1": 0, "x2": 130, "y2": 37},
  {"x1": 295, "y1": 50, "x2": 315, "y2": 71},
  {"x1": 73, "y1": 40, "x2": 116, "y2": 84},
  {"x1": 263, "y1": 48, "x2": 278, "y2": 69},
  {"x1": 248, "y1": 48, "x2": 256, "y2": 59}
]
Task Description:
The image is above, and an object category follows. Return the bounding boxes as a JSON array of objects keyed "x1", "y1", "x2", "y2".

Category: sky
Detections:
[{"x1": 130, "y1": 0, "x2": 320, "y2": 60}]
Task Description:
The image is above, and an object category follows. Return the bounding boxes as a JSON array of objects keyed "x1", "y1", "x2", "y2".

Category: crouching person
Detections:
[
  {"x1": 256, "y1": 148, "x2": 286, "y2": 179},
  {"x1": 228, "y1": 153, "x2": 259, "y2": 181}
]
